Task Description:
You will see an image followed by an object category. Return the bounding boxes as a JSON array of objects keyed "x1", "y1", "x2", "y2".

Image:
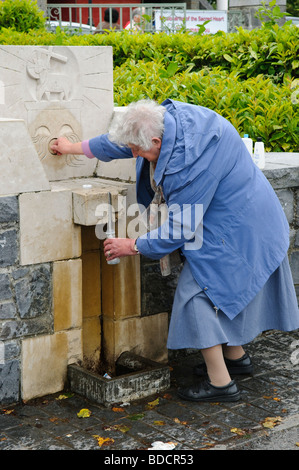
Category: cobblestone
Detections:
[{"x1": 0, "y1": 330, "x2": 298, "y2": 453}]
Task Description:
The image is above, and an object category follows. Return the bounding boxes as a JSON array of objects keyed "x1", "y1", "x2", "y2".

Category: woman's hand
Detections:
[
  {"x1": 104, "y1": 238, "x2": 137, "y2": 261},
  {"x1": 51, "y1": 137, "x2": 83, "y2": 156}
]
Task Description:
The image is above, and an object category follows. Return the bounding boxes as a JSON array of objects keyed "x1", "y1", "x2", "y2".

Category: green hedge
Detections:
[
  {"x1": 0, "y1": 24, "x2": 298, "y2": 151},
  {"x1": 114, "y1": 60, "x2": 298, "y2": 152},
  {"x1": 0, "y1": 0, "x2": 45, "y2": 32},
  {"x1": 1, "y1": 24, "x2": 298, "y2": 81}
]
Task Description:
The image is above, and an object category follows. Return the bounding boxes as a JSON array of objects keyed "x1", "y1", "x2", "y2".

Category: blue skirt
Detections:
[{"x1": 167, "y1": 255, "x2": 299, "y2": 350}]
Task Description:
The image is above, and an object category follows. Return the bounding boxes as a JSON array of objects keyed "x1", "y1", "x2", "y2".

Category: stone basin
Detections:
[{"x1": 67, "y1": 352, "x2": 171, "y2": 407}]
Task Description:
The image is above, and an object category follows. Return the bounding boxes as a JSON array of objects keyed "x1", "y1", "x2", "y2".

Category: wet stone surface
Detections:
[{"x1": 0, "y1": 330, "x2": 299, "y2": 450}]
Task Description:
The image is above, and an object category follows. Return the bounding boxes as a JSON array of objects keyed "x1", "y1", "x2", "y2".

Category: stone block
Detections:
[
  {"x1": 0, "y1": 303, "x2": 17, "y2": 319},
  {"x1": 263, "y1": 153, "x2": 299, "y2": 189},
  {"x1": 21, "y1": 330, "x2": 82, "y2": 401},
  {"x1": 0, "y1": 230, "x2": 18, "y2": 267},
  {"x1": 66, "y1": 329, "x2": 83, "y2": 366},
  {"x1": 289, "y1": 252, "x2": 299, "y2": 284},
  {"x1": 14, "y1": 264, "x2": 52, "y2": 319},
  {"x1": 0, "y1": 317, "x2": 52, "y2": 341},
  {"x1": 73, "y1": 186, "x2": 127, "y2": 226},
  {"x1": 103, "y1": 312, "x2": 169, "y2": 367},
  {"x1": 0, "y1": 119, "x2": 50, "y2": 195},
  {"x1": 2, "y1": 340, "x2": 20, "y2": 361},
  {"x1": 0, "y1": 196, "x2": 19, "y2": 223},
  {"x1": 0, "y1": 46, "x2": 113, "y2": 181},
  {"x1": 53, "y1": 259, "x2": 82, "y2": 332},
  {"x1": 101, "y1": 253, "x2": 141, "y2": 320},
  {"x1": 0, "y1": 274, "x2": 12, "y2": 301},
  {"x1": 82, "y1": 251, "x2": 101, "y2": 319},
  {"x1": 275, "y1": 189, "x2": 294, "y2": 224},
  {"x1": 19, "y1": 190, "x2": 81, "y2": 265},
  {"x1": 82, "y1": 316, "x2": 101, "y2": 371},
  {"x1": 0, "y1": 360, "x2": 20, "y2": 405},
  {"x1": 141, "y1": 259, "x2": 181, "y2": 316},
  {"x1": 81, "y1": 225, "x2": 101, "y2": 252}
]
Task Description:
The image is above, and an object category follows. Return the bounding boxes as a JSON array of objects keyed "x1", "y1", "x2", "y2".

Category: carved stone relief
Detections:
[{"x1": 0, "y1": 45, "x2": 113, "y2": 181}]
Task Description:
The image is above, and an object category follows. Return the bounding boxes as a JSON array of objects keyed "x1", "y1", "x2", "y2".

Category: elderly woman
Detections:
[
  {"x1": 51, "y1": 99, "x2": 299, "y2": 402},
  {"x1": 124, "y1": 7, "x2": 144, "y2": 30}
]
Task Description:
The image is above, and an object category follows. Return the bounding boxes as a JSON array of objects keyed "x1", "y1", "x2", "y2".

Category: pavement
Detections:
[{"x1": 0, "y1": 329, "x2": 299, "y2": 453}]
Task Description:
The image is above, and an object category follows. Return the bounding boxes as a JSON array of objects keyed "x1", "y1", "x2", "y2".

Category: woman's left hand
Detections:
[{"x1": 103, "y1": 238, "x2": 136, "y2": 261}]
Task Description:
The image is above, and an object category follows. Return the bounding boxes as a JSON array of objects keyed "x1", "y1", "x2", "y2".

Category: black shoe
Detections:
[
  {"x1": 193, "y1": 353, "x2": 253, "y2": 377},
  {"x1": 177, "y1": 379, "x2": 241, "y2": 402}
]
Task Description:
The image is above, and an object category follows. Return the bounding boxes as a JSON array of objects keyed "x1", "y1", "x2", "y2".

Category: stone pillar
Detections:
[{"x1": 229, "y1": 0, "x2": 287, "y2": 29}]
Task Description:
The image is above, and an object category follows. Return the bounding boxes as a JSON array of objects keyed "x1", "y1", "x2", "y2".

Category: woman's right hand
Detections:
[{"x1": 51, "y1": 137, "x2": 83, "y2": 156}]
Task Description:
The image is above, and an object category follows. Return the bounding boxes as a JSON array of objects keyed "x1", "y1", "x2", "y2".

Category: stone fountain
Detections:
[{"x1": 0, "y1": 45, "x2": 170, "y2": 406}]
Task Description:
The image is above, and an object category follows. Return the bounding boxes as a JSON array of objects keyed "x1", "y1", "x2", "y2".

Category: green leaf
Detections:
[
  {"x1": 127, "y1": 413, "x2": 145, "y2": 421},
  {"x1": 223, "y1": 54, "x2": 233, "y2": 62}
]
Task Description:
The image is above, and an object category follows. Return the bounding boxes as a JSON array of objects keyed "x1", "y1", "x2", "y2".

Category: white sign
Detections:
[{"x1": 154, "y1": 10, "x2": 227, "y2": 34}]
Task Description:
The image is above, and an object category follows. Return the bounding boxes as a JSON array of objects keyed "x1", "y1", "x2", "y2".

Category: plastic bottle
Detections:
[
  {"x1": 253, "y1": 138, "x2": 265, "y2": 170},
  {"x1": 106, "y1": 192, "x2": 120, "y2": 265},
  {"x1": 242, "y1": 134, "x2": 253, "y2": 159}
]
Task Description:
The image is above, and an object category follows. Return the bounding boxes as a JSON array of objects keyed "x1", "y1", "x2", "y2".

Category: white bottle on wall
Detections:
[
  {"x1": 253, "y1": 138, "x2": 265, "y2": 170},
  {"x1": 242, "y1": 134, "x2": 253, "y2": 159}
]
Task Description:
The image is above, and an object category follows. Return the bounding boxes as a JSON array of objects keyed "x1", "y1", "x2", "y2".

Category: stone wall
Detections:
[
  {"x1": 263, "y1": 154, "x2": 299, "y2": 299},
  {"x1": 0, "y1": 195, "x2": 53, "y2": 404}
]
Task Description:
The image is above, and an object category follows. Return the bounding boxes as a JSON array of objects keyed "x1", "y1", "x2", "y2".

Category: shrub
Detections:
[
  {"x1": 0, "y1": 0, "x2": 46, "y2": 33},
  {"x1": 114, "y1": 60, "x2": 299, "y2": 152},
  {"x1": 0, "y1": 21, "x2": 297, "y2": 151}
]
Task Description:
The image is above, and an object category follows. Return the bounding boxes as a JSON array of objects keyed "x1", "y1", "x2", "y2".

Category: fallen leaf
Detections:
[
  {"x1": 2, "y1": 409, "x2": 14, "y2": 415},
  {"x1": 173, "y1": 417, "x2": 188, "y2": 425},
  {"x1": 261, "y1": 417, "x2": 282, "y2": 429},
  {"x1": 153, "y1": 420, "x2": 166, "y2": 426},
  {"x1": 112, "y1": 407, "x2": 125, "y2": 413},
  {"x1": 103, "y1": 424, "x2": 130, "y2": 433},
  {"x1": 56, "y1": 393, "x2": 74, "y2": 400},
  {"x1": 163, "y1": 393, "x2": 172, "y2": 399},
  {"x1": 49, "y1": 417, "x2": 59, "y2": 423},
  {"x1": 147, "y1": 398, "x2": 159, "y2": 409},
  {"x1": 77, "y1": 408, "x2": 91, "y2": 418},
  {"x1": 116, "y1": 424, "x2": 130, "y2": 433},
  {"x1": 127, "y1": 413, "x2": 145, "y2": 421},
  {"x1": 93, "y1": 435, "x2": 114, "y2": 448},
  {"x1": 295, "y1": 442, "x2": 299, "y2": 447},
  {"x1": 263, "y1": 395, "x2": 281, "y2": 402},
  {"x1": 201, "y1": 442, "x2": 216, "y2": 449},
  {"x1": 230, "y1": 427, "x2": 246, "y2": 436}
]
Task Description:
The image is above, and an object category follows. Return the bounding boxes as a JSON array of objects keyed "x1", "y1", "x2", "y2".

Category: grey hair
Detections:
[
  {"x1": 108, "y1": 100, "x2": 166, "y2": 151},
  {"x1": 132, "y1": 7, "x2": 141, "y2": 17}
]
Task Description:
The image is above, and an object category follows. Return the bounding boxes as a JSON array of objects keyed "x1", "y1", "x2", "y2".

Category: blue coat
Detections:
[{"x1": 86, "y1": 99, "x2": 289, "y2": 320}]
